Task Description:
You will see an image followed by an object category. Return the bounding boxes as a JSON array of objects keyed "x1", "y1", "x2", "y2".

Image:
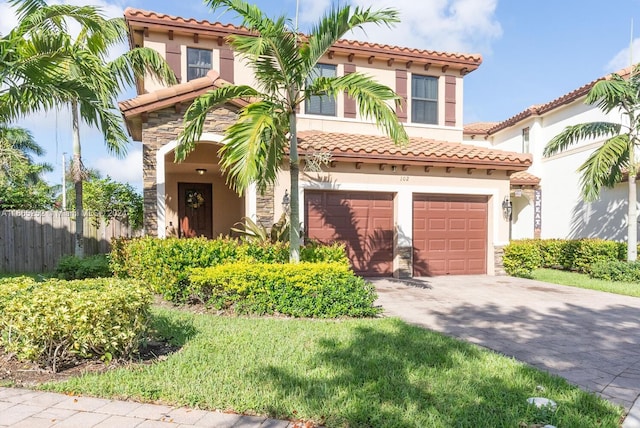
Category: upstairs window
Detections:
[
  {"x1": 522, "y1": 127, "x2": 530, "y2": 153},
  {"x1": 305, "y1": 64, "x2": 337, "y2": 116},
  {"x1": 187, "y1": 48, "x2": 212, "y2": 81},
  {"x1": 411, "y1": 75, "x2": 438, "y2": 124}
]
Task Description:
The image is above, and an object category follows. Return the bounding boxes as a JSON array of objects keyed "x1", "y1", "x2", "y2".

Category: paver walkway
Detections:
[
  {"x1": 370, "y1": 275, "x2": 640, "y2": 421},
  {"x1": 0, "y1": 387, "x2": 293, "y2": 427}
]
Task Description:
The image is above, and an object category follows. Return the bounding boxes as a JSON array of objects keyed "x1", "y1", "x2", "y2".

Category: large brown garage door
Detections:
[
  {"x1": 413, "y1": 194, "x2": 487, "y2": 276},
  {"x1": 305, "y1": 191, "x2": 394, "y2": 277}
]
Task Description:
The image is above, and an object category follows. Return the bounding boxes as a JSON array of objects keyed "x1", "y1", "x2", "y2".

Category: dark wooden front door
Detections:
[{"x1": 178, "y1": 182, "x2": 213, "y2": 238}]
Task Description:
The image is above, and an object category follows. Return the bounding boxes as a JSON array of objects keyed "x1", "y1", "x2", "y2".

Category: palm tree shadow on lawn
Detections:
[{"x1": 251, "y1": 319, "x2": 620, "y2": 427}]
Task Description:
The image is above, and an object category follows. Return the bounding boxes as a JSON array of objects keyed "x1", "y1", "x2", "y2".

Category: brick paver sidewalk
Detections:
[{"x1": 0, "y1": 387, "x2": 293, "y2": 427}]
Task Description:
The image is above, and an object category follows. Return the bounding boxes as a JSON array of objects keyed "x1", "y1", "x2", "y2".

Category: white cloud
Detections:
[
  {"x1": 91, "y1": 149, "x2": 143, "y2": 186},
  {"x1": 298, "y1": 0, "x2": 502, "y2": 54},
  {"x1": 606, "y1": 37, "x2": 640, "y2": 72}
]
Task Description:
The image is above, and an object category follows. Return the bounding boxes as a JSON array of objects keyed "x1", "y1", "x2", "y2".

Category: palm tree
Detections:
[
  {"x1": 544, "y1": 65, "x2": 640, "y2": 261},
  {"x1": 3, "y1": 0, "x2": 176, "y2": 256},
  {"x1": 177, "y1": 0, "x2": 408, "y2": 262},
  {"x1": 0, "y1": 0, "x2": 108, "y2": 121}
]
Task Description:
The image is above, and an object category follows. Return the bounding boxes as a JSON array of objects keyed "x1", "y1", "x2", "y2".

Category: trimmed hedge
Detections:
[
  {"x1": 55, "y1": 254, "x2": 112, "y2": 280},
  {"x1": 111, "y1": 237, "x2": 349, "y2": 301},
  {"x1": 187, "y1": 262, "x2": 381, "y2": 318},
  {"x1": 590, "y1": 260, "x2": 640, "y2": 282},
  {"x1": 0, "y1": 277, "x2": 152, "y2": 371},
  {"x1": 503, "y1": 238, "x2": 629, "y2": 278}
]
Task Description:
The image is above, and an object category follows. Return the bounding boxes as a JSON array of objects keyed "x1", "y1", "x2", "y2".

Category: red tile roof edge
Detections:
[
  {"x1": 297, "y1": 130, "x2": 531, "y2": 169},
  {"x1": 124, "y1": 8, "x2": 482, "y2": 69},
  {"x1": 479, "y1": 64, "x2": 638, "y2": 135},
  {"x1": 118, "y1": 70, "x2": 246, "y2": 117},
  {"x1": 510, "y1": 170, "x2": 540, "y2": 186}
]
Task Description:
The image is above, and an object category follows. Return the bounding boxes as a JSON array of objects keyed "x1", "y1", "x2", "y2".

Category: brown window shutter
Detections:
[
  {"x1": 445, "y1": 75, "x2": 456, "y2": 126},
  {"x1": 395, "y1": 69, "x2": 407, "y2": 123},
  {"x1": 166, "y1": 41, "x2": 181, "y2": 82},
  {"x1": 220, "y1": 49, "x2": 235, "y2": 83},
  {"x1": 343, "y1": 63, "x2": 357, "y2": 118}
]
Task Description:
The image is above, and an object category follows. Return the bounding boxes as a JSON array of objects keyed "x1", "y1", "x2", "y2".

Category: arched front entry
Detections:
[{"x1": 155, "y1": 134, "x2": 255, "y2": 238}]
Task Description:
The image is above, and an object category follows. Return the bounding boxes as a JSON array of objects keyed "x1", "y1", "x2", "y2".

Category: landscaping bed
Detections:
[{"x1": 36, "y1": 306, "x2": 623, "y2": 428}]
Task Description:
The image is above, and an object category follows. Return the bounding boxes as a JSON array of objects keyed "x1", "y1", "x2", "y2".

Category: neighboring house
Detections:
[
  {"x1": 464, "y1": 66, "x2": 636, "y2": 242},
  {"x1": 118, "y1": 8, "x2": 531, "y2": 277}
]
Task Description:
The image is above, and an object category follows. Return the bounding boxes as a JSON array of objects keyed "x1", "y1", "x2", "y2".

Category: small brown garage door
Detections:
[
  {"x1": 413, "y1": 194, "x2": 487, "y2": 276},
  {"x1": 305, "y1": 191, "x2": 394, "y2": 277}
]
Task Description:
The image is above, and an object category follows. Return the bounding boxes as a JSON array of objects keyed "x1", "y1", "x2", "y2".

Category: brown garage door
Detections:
[
  {"x1": 413, "y1": 194, "x2": 487, "y2": 276},
  {"x1": 305, "y1": 191, "x2": 394, "y2": 277}
]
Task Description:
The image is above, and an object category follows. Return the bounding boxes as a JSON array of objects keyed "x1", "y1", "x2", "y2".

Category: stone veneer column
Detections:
[
  {"x1": 494, "y1": 245, "x2": 506, "y2": 276},
  {"x1": 255, "y1": 185, "x2": 275, "y2": 228},
  {"x1": 141, "y1": 105, "x2": 239, "y2": 236}
]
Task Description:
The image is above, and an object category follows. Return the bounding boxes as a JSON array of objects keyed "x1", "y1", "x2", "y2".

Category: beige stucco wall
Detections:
[{"x1": 140, "y1": 29, "x2": 464, "y2": 141}]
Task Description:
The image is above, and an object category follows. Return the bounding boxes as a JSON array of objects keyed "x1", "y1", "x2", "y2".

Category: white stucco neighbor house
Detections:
[
  {"x1": 118, "y1": 8, "x2": 533, "y2": 278},
  {"x1": 464, "y1": 65, "x2": 638, "y2": 242}
]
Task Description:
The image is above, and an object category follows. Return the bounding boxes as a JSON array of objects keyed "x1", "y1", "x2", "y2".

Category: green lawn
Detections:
[
  {"x1": 42, "y1": 307, "x2": 623, "y2": 428},
  {"x1": 532, "y1": 268, "x2": 640, "y2": 297}
]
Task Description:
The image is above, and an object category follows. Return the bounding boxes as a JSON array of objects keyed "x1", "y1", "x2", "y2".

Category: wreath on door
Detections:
[{"x1": 186, "y1": 190, "x2": 205, "y2": 209}]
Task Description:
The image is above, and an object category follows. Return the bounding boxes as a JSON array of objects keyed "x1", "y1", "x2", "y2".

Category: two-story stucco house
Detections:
[
  {"x1": 118, "y1": 8, "x2": 532, "y2": 277},
  {"x1": 464, "y1": 65, "x2": 636, "y2": 242}
]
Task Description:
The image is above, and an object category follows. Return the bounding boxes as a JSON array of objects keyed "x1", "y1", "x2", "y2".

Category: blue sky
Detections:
[{"x1": 2, "y1": 0, "x2": 639, "y2": 190}]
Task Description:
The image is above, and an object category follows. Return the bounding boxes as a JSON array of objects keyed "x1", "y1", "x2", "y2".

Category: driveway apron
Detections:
[{"x1": 370, "y1": 276, "x2": 640, "y2": 411}]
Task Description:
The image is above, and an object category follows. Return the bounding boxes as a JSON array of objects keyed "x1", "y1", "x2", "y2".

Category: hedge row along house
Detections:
[
  {"x1": 118, "y1": 8, "x2": 532, "y2": 278},
  {"x1": 464, "y1": 65, "x2": 637, "y2": 243}
]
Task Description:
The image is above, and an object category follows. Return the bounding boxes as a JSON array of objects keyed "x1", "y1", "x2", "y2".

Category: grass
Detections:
[
  {"x1": 41, "y1": 307, "x2": 623, "y2": 428},
  {"x1": 532, "y1": 268, "x2": 640, "y2": 297}
]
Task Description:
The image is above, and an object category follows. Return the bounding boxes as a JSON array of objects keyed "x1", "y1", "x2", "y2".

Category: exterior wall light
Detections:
[
  {"x1": 196, "y1": 168, "x2": 207, "y2": 175},
  {"x1": 282, "y1": 190, "x2": 290, "y2": 215},
  {"x1": 502, "y1": 196, "x2": 512, "y2": 221}
]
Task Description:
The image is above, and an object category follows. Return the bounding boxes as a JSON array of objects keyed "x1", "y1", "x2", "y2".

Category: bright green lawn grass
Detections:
[
  {"x1": 532, "y1": 268, "x2": 640, "y2": 297},
  {"x1": 42, "y1": 307, "x2": 622, "y2": 428}
]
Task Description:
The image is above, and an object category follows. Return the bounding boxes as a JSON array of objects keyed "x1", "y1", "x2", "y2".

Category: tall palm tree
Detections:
[
  {"x1": 544, "y1": 65, "x2": 640, "y2": 261},
  {"x1": 0, "y1": 0, "x2": 108, "y2": 122},
  {"x1": 3, "y1": 0, "x2": 176, "y2": 256},
  {"x1": 177, "y1": 0, "x2": 408, "y2": 262}
]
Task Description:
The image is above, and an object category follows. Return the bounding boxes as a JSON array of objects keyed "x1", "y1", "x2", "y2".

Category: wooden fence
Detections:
[{"x1": 0, "y1": 210, "x2": 141, "y2": 273}]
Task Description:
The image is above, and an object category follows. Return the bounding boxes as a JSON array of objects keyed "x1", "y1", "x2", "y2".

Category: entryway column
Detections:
[{"x1": 395, "y1": 189, "x2": 413, "y2": 278}]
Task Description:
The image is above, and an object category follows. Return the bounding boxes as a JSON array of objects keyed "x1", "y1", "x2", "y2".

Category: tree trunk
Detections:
[
  {"x1": 72, "y1": 100, "x2": 84, "y2": 258},
  {"x1": 628, "y1": 173, "x2": 638, "y2": 261},
  {"x1": 289, "y1": 111, "x2": 300, "y2": 263}
]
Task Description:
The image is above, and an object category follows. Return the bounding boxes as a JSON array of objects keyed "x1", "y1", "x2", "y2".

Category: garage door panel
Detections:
[
  {"x1": 306, "y1": 191, "x2": 394, "y2": 277},
  {"x1": 413, "y1": 194, "x2": 488, "y2": 276}
]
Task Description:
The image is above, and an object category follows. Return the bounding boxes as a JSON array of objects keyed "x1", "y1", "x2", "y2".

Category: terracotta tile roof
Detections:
[
  {"x1": 124, "y1": 8, "x2": 482, "y2": 73},
  {"x1": 480, "y1": 64, "x2": 638, "y2": 135},
  {"x1": 297, "y1": 131, "x2": 531, "y2": 169},
  {"x1": 463, "y1": 122, "x2": 500, "y2": 135},
  {"x1": 119, "y1": 70, "x2": 246, "y2": 118},
  {"x1": 510, "y1": 170, "x2": 540, "y2": 186}
]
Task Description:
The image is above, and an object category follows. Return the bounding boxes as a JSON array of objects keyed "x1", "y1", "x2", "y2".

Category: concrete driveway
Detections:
[{"x1": 369, "y1": 275, "x2": 640, "y2": 412}]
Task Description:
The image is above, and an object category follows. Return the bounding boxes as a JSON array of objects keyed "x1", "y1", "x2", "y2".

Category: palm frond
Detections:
[
  {"x1": 108, "y1": 47, "x2": 177, "y2": 89},
  {"x1": 176, "y1": 85, "x2": 261, "y2": 161},
  {"x1": 217, "y1": 100, "x2": 288, "y2": 193},
  {"x1": 577, "y1": 134, "x2": 630, "y2": 201},
  {"x1": 586, "y1": 76, "x2": 636, "y2": 114},
  {"x1": 310, "y1": 73, "x2": 408, "y2": 145},
  {"x1": 543, "y1": 122, "x2": 622, "y2": 157},
  {"x1": 303, "y1": 5, "x2": 399, "y2": 74}
]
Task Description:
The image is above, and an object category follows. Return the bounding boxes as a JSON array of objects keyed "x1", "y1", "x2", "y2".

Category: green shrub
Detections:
[
  {"x1": 187, "y1": 262, "x2": 380, "y2": 318},
  {"x1": 111, "y1": 237, "x2": 349, "y2": 302},
  {"x1": 0, "y1": 277, "x2": 151, "y2": 371},
  {"x1": 55, "y1": 254, "x2": 112, "y2": 280},
  {"x1": 590, "y1": 260, "x2": 640, "y2": 282},
  {"x1": 538, "y1": 239, "x2": 564, "y2": 268},
  {"x1": 503, "y1": 240, "x2": 542, "y2": 278}
]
